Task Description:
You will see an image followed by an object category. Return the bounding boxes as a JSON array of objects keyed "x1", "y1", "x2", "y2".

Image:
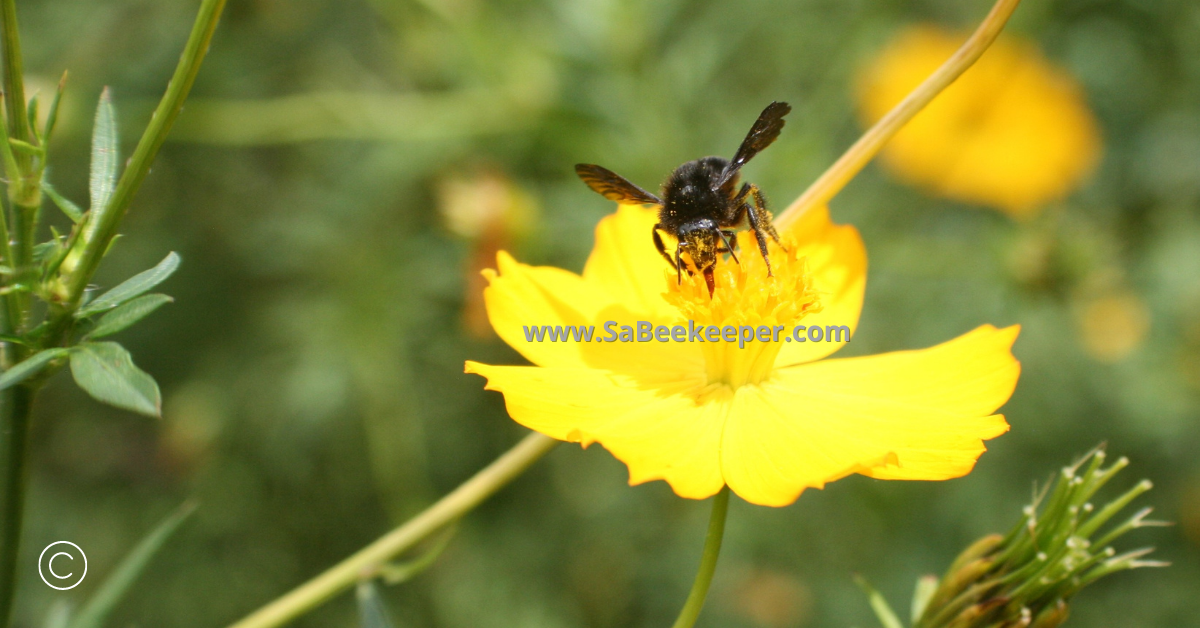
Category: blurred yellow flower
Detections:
[
  {"x1": 466, "y1": 205, "x2": 1020, "y2": 506},
  {"x1": 857, "y1": 26, "x2": 1101, "y2": 218},
  {"x1": 1077, "y1": 292, "x2": 1150, "y2": 363}
]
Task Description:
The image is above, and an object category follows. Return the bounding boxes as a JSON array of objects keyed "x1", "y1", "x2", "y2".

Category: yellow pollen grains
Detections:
[
  {"x1": 665, "y1": 233, "x2": 821, "y2": 387},
  {"x1": 857, "y1": 26, "x2": 1101, "y2": 218}
]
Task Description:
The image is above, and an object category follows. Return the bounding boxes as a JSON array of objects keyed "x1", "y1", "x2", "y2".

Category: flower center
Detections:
[{"x1": 663, "y1": 232, "x2": 821, "y2": 388}]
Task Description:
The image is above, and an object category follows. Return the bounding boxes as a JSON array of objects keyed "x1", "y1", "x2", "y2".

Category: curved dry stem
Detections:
[
  {"x1": 775, "y1": 0, "x2": 1022, "y2": 231},
  {"x1": 225, "y1": 432, "x2": 558, "y2": 628}
]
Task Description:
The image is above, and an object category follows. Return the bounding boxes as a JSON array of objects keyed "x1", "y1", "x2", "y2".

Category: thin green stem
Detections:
[
  {"x1": 0, "y1": 384, "x2": 35, "y2": 628},
  {"x1": 226, "y1": 432, "x2": 558, "y2": 628},
  {"x1": 670, "y1": 486, "x2": 731, "y2": 628},
  {"x1": 775, "y1": 0, "x2": 1021, "y2": 232},
  {"x1": 57, "y1": 0, "x2": 227, "y2": 310},
  {"x1": 0, "y1": 0, "x2": 29, "y2": 146},
  {"x1": 0, "y1": 3, "x2": 32, "y2": 626},
  {"x1": 0, "y1": 0, "x2": 27, "y2": 330}
]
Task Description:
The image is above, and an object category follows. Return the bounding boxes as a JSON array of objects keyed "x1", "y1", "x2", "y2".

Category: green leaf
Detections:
[
  {"x1": 43, "y1": 180, "x2": 84, "y2": 222},
  {"x1": 355, "y1": 581, "x2": 396, "y2": 628},
  {"x1": 8, "y1": 138, "x2": 42, "y2": 156},
  {"x1": 854, "y1": 575, "x2": 905, "y2": 628},
  {"x1": 0, "y1": 105, "x2": 19, "y2": 184},
  {"x1": 76, "y1": 252, "x2": 180, "y2": 318},
  {"x1": 87, "y1": 294, "x2": 173, "y2": 339},
  {"x1": 0, "y1": 348, "x2": 70, "y2": 391},
  {"x1": 89, "y1": 88, "x2": 119, "y2": 213},
  {"x1": 33, "y1": 240, "x2": 62, "y2": 266},
  {"x1": 378, "y1": 523, "x2": 456, "y2": 585},
  {"x1": 43, "y1": 600, "x2": 71, "y2": 628},
  {"x1": 69, "y1": 342, "x2": 161, "y2": 417},
  {"x1": 43, "y1": 71, "x2": 68, "y2": 144},
  {"x1": 910, "y1": 575, "x2": 938, "y2": 625},
  {"x1": 67, "y1": 501, "x2": 197, "y2": 628},
  {"x1": 27, "y1": 94, "x2": 40, "y2": 138}
]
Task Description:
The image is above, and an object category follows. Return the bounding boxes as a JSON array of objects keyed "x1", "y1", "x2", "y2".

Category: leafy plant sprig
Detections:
[
  {"x1": 0, "y1": 1, "x2": 227, "y2": 625},
  {"x1": 858, "y1": 446, "x2": 1168, "y2": 628}
]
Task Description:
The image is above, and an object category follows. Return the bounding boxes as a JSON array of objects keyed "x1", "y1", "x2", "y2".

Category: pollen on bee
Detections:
[{"x1": 663, "y1": 232, "x2": 823, "y2": 388}]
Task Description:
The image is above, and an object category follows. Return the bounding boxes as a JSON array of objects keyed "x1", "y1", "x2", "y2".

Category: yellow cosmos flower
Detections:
[
  {"x1": 465, "y1": 204, "x2": 1020, "y2": 506},
  {"x1": 857, "y1": 25, "x2": 1101, "y2": 218}
]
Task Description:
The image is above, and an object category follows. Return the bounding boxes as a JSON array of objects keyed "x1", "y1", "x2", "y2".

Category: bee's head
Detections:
[{"x1": 676, "y1": 219, "x2": 720, "y2": 273}]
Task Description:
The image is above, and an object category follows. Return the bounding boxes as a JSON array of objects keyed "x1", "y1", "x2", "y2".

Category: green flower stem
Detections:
[
  {"x1": 226, "y1": 432, "x2": 558, "y2": 628},
  {"x1": 0, "y1": 2, "x2": 34, "y2": 626},
  {"x1": 0, "y1": 0, "x2": 29, "y2": 149},
  {"x1": 671, "y1": 486, "x2": 731, "y2": 628},
  {"x1": 775, "y1": 0, "x2": 1021, "y2": 232},
  {"x1": 56, "y1": 0, "x2": 226, "y2": 311},
  {"x1": 0, "y1": 384, "x2": 35, "y2": 628}
]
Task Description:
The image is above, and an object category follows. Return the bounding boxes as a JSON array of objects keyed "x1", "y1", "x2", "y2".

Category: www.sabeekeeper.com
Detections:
[{"x1": 522, "y1": 321, "x2": 850, "y2": 349}]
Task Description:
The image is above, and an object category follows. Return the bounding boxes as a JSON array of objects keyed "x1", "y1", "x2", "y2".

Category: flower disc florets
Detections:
[{"x1": 664, "y1": 233, "x2": 821, "y2": 387}]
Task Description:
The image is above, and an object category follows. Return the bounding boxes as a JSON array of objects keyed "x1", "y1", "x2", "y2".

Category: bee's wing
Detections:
[
  {"x1": 714, "y1": 101, "x2": 791, "y2": 189},
  {"x1": 575, "y1": 164, "x2": 663, "y2": 205}
]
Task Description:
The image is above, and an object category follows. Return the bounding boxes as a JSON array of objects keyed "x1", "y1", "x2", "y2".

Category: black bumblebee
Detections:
[{"x1": 575, "y1": 101, "x2": 791, "y2": 295}]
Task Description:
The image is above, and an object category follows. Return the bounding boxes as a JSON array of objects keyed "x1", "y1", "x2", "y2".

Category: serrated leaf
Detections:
[
  {"x1": 67, "y1": 501, "x2": 197, "y2": 628},
  {"x1": 69, "y1": 342, "x2": 161, "y2": 417},
  {"x1": 854, "y1": 575, "x2": 904, "y2": 628},
  {"x1": 43, "y1": 180, "x2": 84, "y2": 222},
  {"x1": 89, "y1": 88, "x2": 119, "y2": 213},
  {"x1": 0, "y1": 348, "x2": 69, "y2": 391},
  {"x1": 355, "y1": 581, "x2": 396, "y2": 628},
  {"x1": 76, "y1": 252, "x2": 180, "y2": 318},
  {"x1": 87, "y1": 294, "x2": 173, "y2": 339}
]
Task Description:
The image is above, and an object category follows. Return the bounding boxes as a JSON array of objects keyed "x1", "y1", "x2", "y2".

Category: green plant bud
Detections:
[
  {"x1": 907, "y1": 446, "x2": 1163, "y2": 628},
  {"x1": 1027, "y1": 600, "x2": 1069, "y2": 628}
]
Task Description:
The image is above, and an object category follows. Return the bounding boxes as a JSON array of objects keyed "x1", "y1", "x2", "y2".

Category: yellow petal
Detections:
[
  {"x1": 774, "y1": 206, "x2": 868, "y2": 367},
  {"x1": 582, "y1": 204, "x2": 679, "y2": 322},
  {"x1": 481, "y1": 251, "x2": 609, "y2": 368},
  {"x1": 720, "y1": 325, "x2": 1019, "y2": 506},
  {"x1": 857, "y1": 26, "x2": 1100, "y2": 217},
  {"x1": 465, "y1": 361, "x2": 725, "y2": 499}
]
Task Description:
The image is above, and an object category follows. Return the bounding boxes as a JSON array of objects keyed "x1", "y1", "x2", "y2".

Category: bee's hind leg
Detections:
[
  {"x1": 748, "y1": 184, "x2": 785, "y2": 250},
  {"x1": 744, "y1": 201, "x2": 776, "y2": 277}
]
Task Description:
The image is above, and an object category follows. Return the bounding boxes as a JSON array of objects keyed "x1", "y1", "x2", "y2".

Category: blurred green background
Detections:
[{"x1": 9, "y1": 0, "x2": 1200, "y2": 626}]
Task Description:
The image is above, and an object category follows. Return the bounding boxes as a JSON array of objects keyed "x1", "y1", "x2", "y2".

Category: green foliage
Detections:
[
  {"x1": 41, "y1": 180, "x2": 82, "y2": 223},
  {"x1": 68, "y1": 342, "x2": 162, "y2": 418},
  {"x1": 871, "y1": 448, "x2": 1168, "y2": 628},
  {"x1": 87, "y1": 89, "x2": 117, "y2": 215},
  {"x1": 855, "y1": 575, "x2": 905, "y2": 628},
  {"x1": 85, "y1": 294, "x2": 173, "y2": 339},
  {"x1": 75, "y1": 252, "x2": 180, "y2": 318},
  {"x1": 67, "y1": 502, "x2": 197, "y2": 628},
  {"x1": 0, "y1": 348, "x2": 68, "y2": 391},
  {"x1": 355, "y1": 581, "x2": 396, "y2": 628}
]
